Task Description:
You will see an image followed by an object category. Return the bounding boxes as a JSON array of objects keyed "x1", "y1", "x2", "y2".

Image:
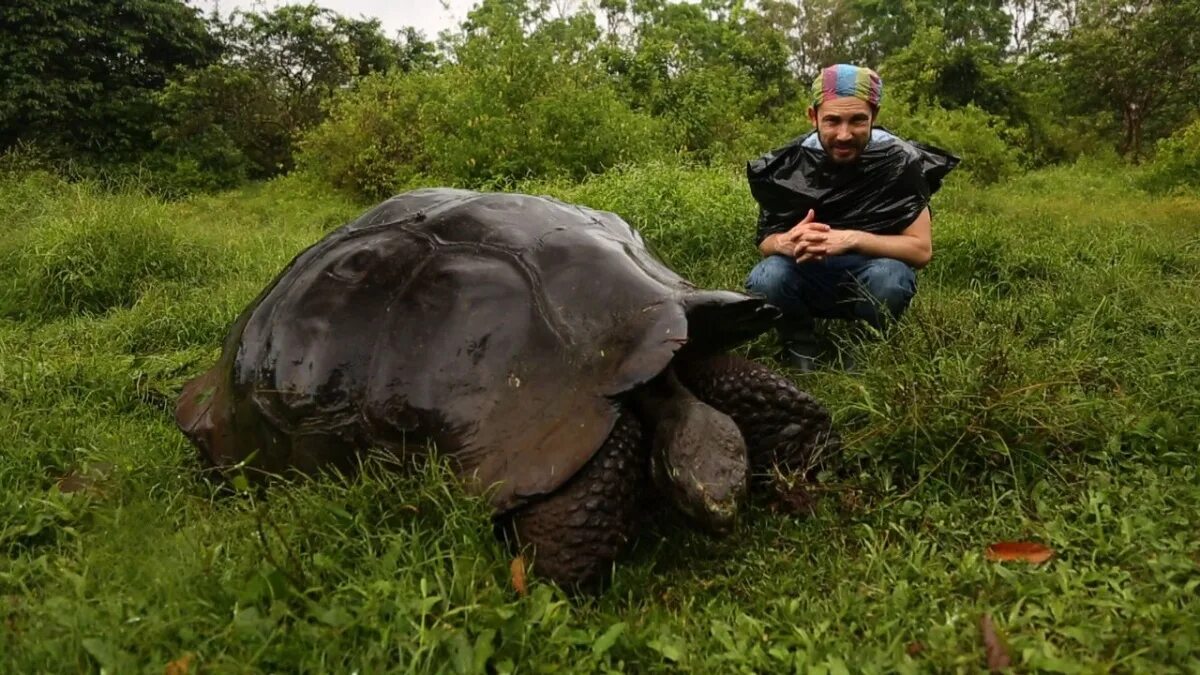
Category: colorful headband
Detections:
[{"x1": 811, "y1": 64, "x2": 883, "y2": 110}]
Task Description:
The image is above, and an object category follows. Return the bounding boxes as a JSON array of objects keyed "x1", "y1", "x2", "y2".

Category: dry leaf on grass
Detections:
[
  {"x1": 979, "y1": 614, "x2": 1012, "y2": 673},
  {"x1": 768, "y1": 482, "x2": 818, "y2": 516},
  {"x1": 510, "y1": 555, "x2": 528, "y2": 597},
  {"x1": 164, "y1": 652, "x2": 196, "y2": 675},
  {"x1": 985, "y1": 541, "x2": 1054, "y2": 564},
  {"x1": 55, "y1": 462, "x2": 115, "y2": 496}
]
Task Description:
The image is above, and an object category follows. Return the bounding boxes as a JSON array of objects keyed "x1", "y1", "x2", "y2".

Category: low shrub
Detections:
[
  {"x1": 0, "y1": 181, "x2": 219, "y2": 319},
  {"x1": 520, "y1": 163, "x2": 758, "y2": 290},
  {"x1": 1139, "y1": 117, "x2": 1200, "y2": 193},
  {"x1": 299, "y1": 65, "x2": 668, "y2": 200},
  {"x1": 882, "y1": 103, "x2": 1023, "y2": 184},
  {"x1": 296, "y1": 72, "x2": 443, "y2": 200}
]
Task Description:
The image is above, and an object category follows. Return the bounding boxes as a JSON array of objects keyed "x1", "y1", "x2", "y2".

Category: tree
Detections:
[
  {"x1": 217, "y1": 5, "x2": 399, "y2": 136},
  {"x1": 882, "y1": 24, "x2": 1023, "y2": 117},
  {"x1": 152, "y1": 64, "x2": 289, "y2": 187},
  {"x1": 0, "y1": 0, "x2": 217, "y2": 162},
  {"x1": 152, "y1": 4, "x2": 403, "y2": 182},
  {"x1": 1005, "y1": 0, "x2": 1056, "y2": 56},
  {"x1": 594, "y1": 0, "x2": 800, "y2": 155},
  {"x1": 396, "y1": 27, "x2": 441, "y2": 72},
  {"x1": 843, "y1": 0, "x2": 1010, "y2": 65},
  {"x1": 1055, "y1": 0, "x2": 1200, "y2": 158},
  {"x1": 758, "y1": 0, "x2": 862, "y2": 78}
]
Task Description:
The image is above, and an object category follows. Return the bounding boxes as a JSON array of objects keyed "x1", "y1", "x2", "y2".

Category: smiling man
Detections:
[{"x1": 745, "y1": 64, "x2": 958, "y2": 371}]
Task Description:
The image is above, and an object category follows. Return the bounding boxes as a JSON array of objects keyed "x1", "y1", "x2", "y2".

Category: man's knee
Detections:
[
  {"x1": 745, "y1": 255, "x2": 796, "y2": 301},
  {"x1": 857, "y1": 258, "x2": 916, "y2": 317}
]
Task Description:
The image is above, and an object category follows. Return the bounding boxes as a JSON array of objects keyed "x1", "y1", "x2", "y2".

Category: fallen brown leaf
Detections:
[
  {"x1": 55, "y1": 462, "x2": 115, "y2": 496},
  {"x1": 838, "y1": 489, "x2": 863, "y2": 514},
  {"x1": 164, "y1": 652, "x2": 196, "y2": 675},
  {"x1": 510, "y1": 555, "x2": 528, "y2": 597},
  {"x1": 769, "y1": 481, "x2": 818, "y2": 516},
  {"x1": 56, "y1": 471, "x2": 93, "y2": 494},
  {"x1": 979, "y1": 614, "x2": 1011, "y2": 673},
  {"x1": 985, "y1": 541, "x2": 1053, "y2": 564}
]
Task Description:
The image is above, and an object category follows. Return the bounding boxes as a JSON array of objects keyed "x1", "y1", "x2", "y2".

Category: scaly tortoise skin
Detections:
[{"x1": 175, "y1": 188, "x2": 840, "y2": 589}]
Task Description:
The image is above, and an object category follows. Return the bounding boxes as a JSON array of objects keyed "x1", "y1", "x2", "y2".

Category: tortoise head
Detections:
[{"x1": 633, "y1": 368, "x2": 748, "y2": 535}]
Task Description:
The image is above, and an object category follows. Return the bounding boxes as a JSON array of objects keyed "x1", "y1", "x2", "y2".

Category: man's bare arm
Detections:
[
  {"x1": 793, "y1": 207, "x2": 932, "y2": 268},
  {"x1": 845, "y1": 207, "x2": 932, "y2": 268}
]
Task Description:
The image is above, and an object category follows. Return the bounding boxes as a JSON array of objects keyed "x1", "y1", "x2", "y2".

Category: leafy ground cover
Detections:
[{"x1": 2, "y1": 162, "x2": 1199, "y2": 672}]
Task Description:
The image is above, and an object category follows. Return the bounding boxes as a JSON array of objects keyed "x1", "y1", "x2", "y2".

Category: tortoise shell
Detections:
[{"x1": 176, "y1": 188, "x2": 776, "y2": 512}]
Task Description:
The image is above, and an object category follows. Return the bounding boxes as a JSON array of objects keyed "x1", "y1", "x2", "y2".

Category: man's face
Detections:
[{"x1": 807, "y1": 96, "x2": 874, "y2": 165}]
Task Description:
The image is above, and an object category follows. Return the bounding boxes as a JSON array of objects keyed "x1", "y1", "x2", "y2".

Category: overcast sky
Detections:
[{"x1": 188, "y1": 0, "x2": 484, "y2": 39}]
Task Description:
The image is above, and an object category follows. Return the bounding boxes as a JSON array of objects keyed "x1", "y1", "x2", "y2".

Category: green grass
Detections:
[{"x1": 2, "y1": 162, "x2": 1199, "y2": 673}]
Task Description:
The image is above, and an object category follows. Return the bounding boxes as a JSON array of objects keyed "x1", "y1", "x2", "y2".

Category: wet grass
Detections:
[{"x1": 2, "y1": 161, "x2": 1199, "y2": 672}]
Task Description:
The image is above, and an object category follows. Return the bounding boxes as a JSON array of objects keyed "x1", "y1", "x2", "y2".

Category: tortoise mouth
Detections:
[{"x1": 676, "y1": 471, "x2": 741, "y2": 536}]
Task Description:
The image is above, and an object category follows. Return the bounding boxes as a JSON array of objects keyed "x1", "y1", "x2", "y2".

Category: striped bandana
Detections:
[{"x1": 811, "y1": 64, "x2": 883, "y2": 110}]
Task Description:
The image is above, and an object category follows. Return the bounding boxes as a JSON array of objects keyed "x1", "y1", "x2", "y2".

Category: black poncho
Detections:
[{"x1": 747, "y1": 128, "x2": 960, "y2": 245}]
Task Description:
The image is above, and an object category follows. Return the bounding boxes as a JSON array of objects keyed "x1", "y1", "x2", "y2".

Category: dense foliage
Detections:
[
  {"x1": 148, "y1": 5, "x2": 402, "y2": 192},
  {"x1": 1140, "y1": 118, "x2": 1200, "y2": 193},
  {"x1": 0, "y1": 0, "x2": 217, "y2": 164},
  {"x1": 2, "y1": 0, "x2": 1198, "y2": 195}
]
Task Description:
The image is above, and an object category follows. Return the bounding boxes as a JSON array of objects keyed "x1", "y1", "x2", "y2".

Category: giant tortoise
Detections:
[{"x1": 176, "y1": 188, "x2": 840, "y2": 589}]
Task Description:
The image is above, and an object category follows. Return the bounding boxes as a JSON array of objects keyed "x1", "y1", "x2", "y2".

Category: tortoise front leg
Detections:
[
  {"x1": 676, "y1": 354, "x2": 841, "y2": 483},
  {"x1": 504, "y1": 409, "x2": 646, "y2": 591}
]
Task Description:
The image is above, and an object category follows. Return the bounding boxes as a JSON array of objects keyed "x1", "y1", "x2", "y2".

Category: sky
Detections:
[{"x1": 188, "y1": 0, "x2": 484, "y2": 39}]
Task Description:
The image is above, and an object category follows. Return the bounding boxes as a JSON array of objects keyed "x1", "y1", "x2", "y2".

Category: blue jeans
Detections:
[{"x1": 745, "y1": 254, "x2": 916, "y2": 333}]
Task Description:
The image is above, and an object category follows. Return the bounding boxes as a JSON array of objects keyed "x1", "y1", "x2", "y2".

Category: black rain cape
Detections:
[{"x1": 747, "y1": 128, "x2": 960, "y2": 245}]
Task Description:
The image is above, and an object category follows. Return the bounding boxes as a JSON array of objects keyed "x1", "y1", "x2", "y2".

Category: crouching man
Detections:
[{"x1": 745, "y1": 64, "x2": 958, "y2": 371}]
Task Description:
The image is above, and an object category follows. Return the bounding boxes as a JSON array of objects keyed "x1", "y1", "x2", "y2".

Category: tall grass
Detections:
[{"x1": 2, "y1": 163, "x2": 1199, "y2": 672}]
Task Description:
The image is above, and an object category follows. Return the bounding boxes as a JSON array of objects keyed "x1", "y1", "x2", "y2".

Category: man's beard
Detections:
[{"x1": 820, "y1": 135, "x2": 869, "y2": 165}]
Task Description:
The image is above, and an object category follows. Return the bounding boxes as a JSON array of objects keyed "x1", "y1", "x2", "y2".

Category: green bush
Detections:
[
  {"x1": 296, "y1": 72, "x2": 444, "y2": 200},
  {"x1": 883, "y1": 103, "x2": 1022, "y2": 184},
  {"x1": 142, "y1": 134, "x2": 252, "y2": 197},
  {"x1": 299, "y1": 62, "x2": 668, "y2": 200},
  {"x1": 146, "y1": 64, "x2": 280, "y2": 194},
  {"x1": 1139, "y1": 117, "x2": 1200, "y2": 193},
  {"x1": 654, "y1": 64, "x2": 776, "y2": 164},
  {"x1": 520, "y1": 162, "x2": 757, "y2": 290},
  {"x1": 433, "y1": 65, "x2": 666, "y2": 186}
]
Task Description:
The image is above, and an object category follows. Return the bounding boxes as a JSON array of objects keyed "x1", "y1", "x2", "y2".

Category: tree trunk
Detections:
[{"x1": 1122, "y1": 102, "x2": 1144, "y2": 163}]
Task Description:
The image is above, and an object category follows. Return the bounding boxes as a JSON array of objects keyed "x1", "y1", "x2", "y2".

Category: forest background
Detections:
[{"x1": 2, "y1": 0, "x2": 1199, "y2": 195}]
